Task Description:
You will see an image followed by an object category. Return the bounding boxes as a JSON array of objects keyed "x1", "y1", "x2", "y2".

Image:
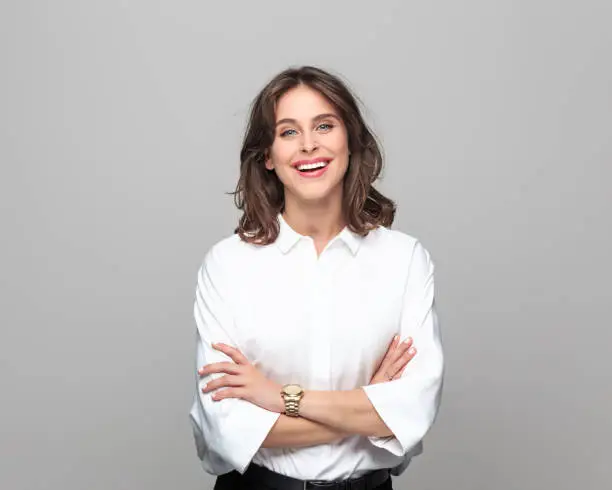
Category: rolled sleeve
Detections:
[
  {"x1": 189, "y1": 247, "x2": 281, "y2": 475},
  {"x1": 361, "y1": 241, "x2": 444, "y2": 457}
]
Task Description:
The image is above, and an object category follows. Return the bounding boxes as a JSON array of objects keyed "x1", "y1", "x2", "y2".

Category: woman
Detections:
[{"x1": 189, "y1": 66, "x2": 444, "y2": 490}]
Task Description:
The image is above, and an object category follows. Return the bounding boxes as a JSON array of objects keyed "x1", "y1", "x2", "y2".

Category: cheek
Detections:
[
  {"x1": 268, "y1": 144, "x2": 297, "y2": 183},
  {"x1": 329, "y1": 134, "x2": 350, "y2": 162},
  {"x1": 328, "y1": 130, "x2": 349, "y2": 155},
  {"x1": 270, "y1": 139, "x2": 296, "y2": 165}
]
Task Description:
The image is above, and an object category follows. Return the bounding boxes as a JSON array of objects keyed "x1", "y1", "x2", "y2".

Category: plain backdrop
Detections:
[{"x1": 1, "y1": 1, "x2": 611, "y2": 489}]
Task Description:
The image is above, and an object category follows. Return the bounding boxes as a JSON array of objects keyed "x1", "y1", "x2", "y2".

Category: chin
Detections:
[
  {"x1": 291, "y1": 183, "x2": 343, "y2": 204},
  {"x1": 279, "y1": 166, "x2": 347, "y2": 204}
]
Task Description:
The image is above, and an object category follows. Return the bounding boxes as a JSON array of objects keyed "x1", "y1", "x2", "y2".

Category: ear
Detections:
[{"x1": 264, "y1": 150, "x2": 274, "y2": 170}]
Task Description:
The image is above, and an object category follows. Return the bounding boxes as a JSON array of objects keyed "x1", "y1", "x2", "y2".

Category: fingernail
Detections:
[
  {"x1": 409, "y1": 347, "x2": 416, "y2": 354},
  {"x1": 394, "y1": 335, "x2": 399, "y2": 342}
]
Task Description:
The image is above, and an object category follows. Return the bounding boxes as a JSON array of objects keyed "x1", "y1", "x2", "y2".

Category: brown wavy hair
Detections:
[{"x1": 231, "y1": 65, "x2": 396, "y2": 245}]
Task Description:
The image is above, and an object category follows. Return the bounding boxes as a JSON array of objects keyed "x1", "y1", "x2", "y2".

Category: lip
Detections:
[
  {"x1": 291, "y1": 157, "x2": 332, "y2": 168},
  {"x1": 292, "y1": 157, "x2": 332, "y2": 179}
]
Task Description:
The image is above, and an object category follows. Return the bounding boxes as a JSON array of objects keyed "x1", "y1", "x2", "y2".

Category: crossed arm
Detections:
[
  {"x1": 200, "y1": 333, "x2": 416, "y2": 449},
  {"x1": 193, "y1": 240, "x2": 443, "y2": 466},
  {"x1": 262, "y1": 389, "x2": 393, "y2": 448},
  {"x1": 262, "y1": 412, "x2": 350, "y2": 448}
]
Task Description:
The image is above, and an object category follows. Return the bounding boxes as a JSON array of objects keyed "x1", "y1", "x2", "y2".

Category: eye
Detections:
[
  {"x1": 317, "y1": 122, "x2": 334, "y2": 132},
  {"x1": 279, "y1": 128, "x2": 297, "y2": 137}
]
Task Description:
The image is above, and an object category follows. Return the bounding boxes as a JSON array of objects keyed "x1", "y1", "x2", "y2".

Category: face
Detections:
[{"x1": 265, "y1": 85, "x2": 350, "y2": 206}]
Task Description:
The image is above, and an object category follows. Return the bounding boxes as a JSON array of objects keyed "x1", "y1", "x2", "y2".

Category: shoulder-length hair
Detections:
[{"x1": 231, "y1": 65, "x2": 396, "y2": 245}]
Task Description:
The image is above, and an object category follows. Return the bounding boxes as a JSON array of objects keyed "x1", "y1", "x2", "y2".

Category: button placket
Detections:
[
  {"x1": 302, "y1": 238, "x2": 324, "y2": 389},
  {"x1": 314, "y1": 247, "x2": 334, "y2": 390}
]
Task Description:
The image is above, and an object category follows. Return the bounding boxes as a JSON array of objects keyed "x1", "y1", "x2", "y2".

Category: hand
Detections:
[
  {"x1": 370, "y1": 335, "x2": 416, "y2": 384},
  {"x1": 198, "y1": 342, "x2": 285, "y2": 413}
]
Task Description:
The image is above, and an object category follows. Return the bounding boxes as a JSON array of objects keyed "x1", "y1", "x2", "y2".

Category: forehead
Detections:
[{"x1": 275, "y1": 85, "x2": 338, "y2": 121}]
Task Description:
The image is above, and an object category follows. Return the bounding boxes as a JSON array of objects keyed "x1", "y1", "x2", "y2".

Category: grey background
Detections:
[{"x1": 1, "y1": 1, "x2": 610, "y2": 489}]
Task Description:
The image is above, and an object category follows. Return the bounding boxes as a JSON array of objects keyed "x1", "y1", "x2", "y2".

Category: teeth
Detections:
[{"x1": 297, "y1": 161, "x2": 329, "y2": 171}]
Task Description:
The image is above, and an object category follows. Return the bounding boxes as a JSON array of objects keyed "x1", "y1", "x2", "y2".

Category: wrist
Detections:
[{"x1": 281, "y1": 384, "x2": 304, "y2": 417}]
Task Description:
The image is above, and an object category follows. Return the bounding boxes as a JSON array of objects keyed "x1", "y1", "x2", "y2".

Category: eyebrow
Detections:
[{"x1": 275, "y1": 113, "x2": 340, "y2": 127}]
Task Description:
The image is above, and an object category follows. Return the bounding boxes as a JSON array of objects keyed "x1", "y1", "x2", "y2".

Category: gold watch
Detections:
[{"x1": 281, "y1": 384, "x2": 304, "y2": 417}]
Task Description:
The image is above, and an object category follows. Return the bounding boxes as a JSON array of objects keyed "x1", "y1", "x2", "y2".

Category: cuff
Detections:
[
  {"x1": 361, "y1": 383, "x2": 410, "y2": 457},
  {"x1": 229, "y1": 402, "x2": 281, "y2": 474}
]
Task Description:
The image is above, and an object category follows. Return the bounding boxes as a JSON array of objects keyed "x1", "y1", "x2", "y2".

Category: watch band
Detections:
[
  {"x1": 281, "y1": 384, "x2": 303, "y2": 417},
  {"x1": 284, "y1": 394, "x2": 301, "y2": 417}
]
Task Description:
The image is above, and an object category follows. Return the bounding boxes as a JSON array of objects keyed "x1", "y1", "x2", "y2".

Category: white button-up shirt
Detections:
[{"x1": 189, "y1": 214, "x2": 444, "y2": 480}]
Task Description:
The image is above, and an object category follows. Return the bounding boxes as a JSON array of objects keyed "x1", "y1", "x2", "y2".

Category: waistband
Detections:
[{"x1": 243, "y1": 463, "x2": 391, "y2": 490}]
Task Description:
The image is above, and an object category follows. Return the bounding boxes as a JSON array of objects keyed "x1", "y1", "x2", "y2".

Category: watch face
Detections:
[{"x1": 284, "y1": 384, "x2": 302, "y2": 396}]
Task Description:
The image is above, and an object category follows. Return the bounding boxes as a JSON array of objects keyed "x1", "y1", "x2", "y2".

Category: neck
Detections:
[{"x1": 282, "y1": 193, "x2": 346, "y2": 244}]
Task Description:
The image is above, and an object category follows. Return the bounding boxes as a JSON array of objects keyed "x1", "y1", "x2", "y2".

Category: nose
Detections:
[{"x1": 299, "y1": 133, "x2": 319, "y2": 153}]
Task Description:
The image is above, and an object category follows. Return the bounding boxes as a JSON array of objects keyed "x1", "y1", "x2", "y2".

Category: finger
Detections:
[
  {"x1": 198, "y1": 361, "x2": 242, "y2": 377},
  {"x1": 377, "y1": 335, "x2": 400, "y2": 371},
  {"x1": 212, "y1": 342, "x2": 250, "y2": 365},
  {"x1": 201, "y1": 374, "x2": 243, "y2": 393},
  {"x1": 211, "y1": 387, "x2": 245, "y2": 401},
  {"x1": 386, "y1": 334, "x2": 400, "y2": 355},
  {"x1": 390, "y1": 337, "x2": 413, "y2": 362},
  {"x1": 389, "y1": 346, "x2": 417, "y2": 377},
  {"x1": 387, "y1": 346, "x2": 415, "y2": 380},
  {"x1": 379, "y1": 337, "x2": 412, "y2": 375}
]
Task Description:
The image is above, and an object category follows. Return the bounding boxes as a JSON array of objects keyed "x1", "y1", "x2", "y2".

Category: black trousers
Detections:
[{"x1": 213, "y1": 469, "x2": 393, "y2": 490}]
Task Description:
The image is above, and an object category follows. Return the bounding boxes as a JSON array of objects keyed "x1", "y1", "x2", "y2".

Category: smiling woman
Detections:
[
  {"x1": 232, "y1": 66, "x2": 397, "y2": 252},
  {"x1": 189, "y1": 66, "x2": 444, "y2": 490},
  {"x1": 265, "y1": 86, "x2": 350, "y2": 210}
]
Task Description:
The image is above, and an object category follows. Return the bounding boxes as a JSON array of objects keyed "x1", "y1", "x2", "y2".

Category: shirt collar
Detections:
[{"x1": 276, "y1": 213, "x2": 362, "y2": 256}]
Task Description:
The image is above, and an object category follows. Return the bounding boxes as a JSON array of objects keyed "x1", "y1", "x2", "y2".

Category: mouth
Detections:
[{"x1": 292, "y1": 157, "x2": 332, "y2": 178}]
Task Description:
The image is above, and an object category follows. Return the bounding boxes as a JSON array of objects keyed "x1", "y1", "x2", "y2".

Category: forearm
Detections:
[
  {"x1": 261, "y1": 414, "x2": 348, "y2": 448},
  {"x1": 299, "y1": 388, "x2": 393, "y2": 438}
]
